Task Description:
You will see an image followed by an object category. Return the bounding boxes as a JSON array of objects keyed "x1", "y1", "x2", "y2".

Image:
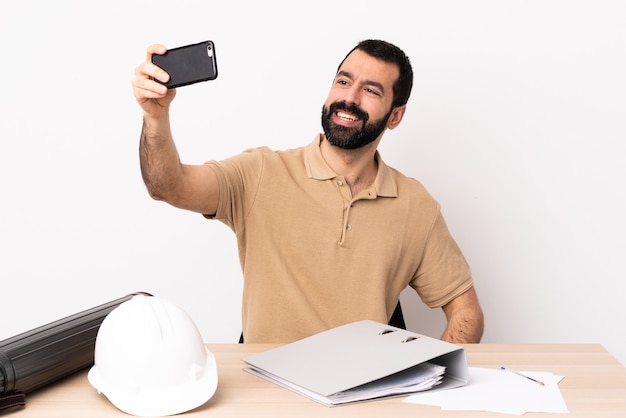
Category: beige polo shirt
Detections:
[{"x1": 205, "y1": 134, "x2": 473, "y2": 343}]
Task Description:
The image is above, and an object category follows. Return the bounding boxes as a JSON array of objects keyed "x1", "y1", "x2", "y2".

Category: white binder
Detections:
[{"x1": 243, "y1": 320, "x2": 469, "y2": 406}]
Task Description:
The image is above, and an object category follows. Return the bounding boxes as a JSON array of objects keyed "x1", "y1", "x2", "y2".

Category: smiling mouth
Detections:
[{"x1": 336, "y1": 111, "x2": 360, "y2": 122}]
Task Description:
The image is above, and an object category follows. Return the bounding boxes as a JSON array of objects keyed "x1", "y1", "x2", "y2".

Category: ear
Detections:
[{"x1": 386, "y1": 105, "x2": 407, "y2": 130}]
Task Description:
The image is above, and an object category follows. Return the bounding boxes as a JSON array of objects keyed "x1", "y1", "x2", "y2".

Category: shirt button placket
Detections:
[{"x1": 336, "y1": 178, "x2": 353, "y2": 245}]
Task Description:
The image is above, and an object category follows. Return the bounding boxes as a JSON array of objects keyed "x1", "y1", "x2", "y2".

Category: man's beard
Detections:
[{"x1": 321, "y1": 102, "x2": 392, "y2": 150}]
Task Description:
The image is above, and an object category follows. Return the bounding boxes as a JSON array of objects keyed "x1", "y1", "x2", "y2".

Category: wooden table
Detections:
[{"x1": 9, "y1": 344, "x2": 626, "y2": 417}]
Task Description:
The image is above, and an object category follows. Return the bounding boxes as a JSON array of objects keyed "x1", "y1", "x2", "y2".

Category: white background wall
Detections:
[{"x1": 2, "y1": 1, "x2": 625, "y2": 365}]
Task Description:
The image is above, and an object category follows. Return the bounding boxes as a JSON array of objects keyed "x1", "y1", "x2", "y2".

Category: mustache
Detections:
[{"x1": 327, "y1": 102, "x2": 369, "y2": 122}]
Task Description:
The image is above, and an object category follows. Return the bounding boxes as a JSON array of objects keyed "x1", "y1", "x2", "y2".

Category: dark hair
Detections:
[{"x1": 338, "y1": 39, "x2": 414, "y2": 109}]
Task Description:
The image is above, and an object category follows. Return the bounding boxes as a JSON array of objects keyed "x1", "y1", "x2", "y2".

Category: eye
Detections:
[{"x1": 365, "y1": 87, "x2": 381, "y2": 96}]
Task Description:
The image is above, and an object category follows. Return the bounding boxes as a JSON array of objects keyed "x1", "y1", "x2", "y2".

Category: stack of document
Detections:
[
  {"x1": 246, "y1": 361, "x2": 446, "y2": 406},
  {"x1": 325, "y1": 362, "x2": 446, "y2": 404},
  {"x1": 243, "y1": 320, "x2": 468, "y2": 406}
]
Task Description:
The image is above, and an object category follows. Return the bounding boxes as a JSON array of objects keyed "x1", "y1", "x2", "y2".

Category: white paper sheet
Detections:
[{"x1": 404, "y1": 367, "x2": 568, "y2": 415}]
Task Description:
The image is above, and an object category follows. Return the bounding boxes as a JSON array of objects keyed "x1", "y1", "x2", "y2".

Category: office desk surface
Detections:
[{"x1": 10, "y1": 343, "x2": 626, "y2": 417}]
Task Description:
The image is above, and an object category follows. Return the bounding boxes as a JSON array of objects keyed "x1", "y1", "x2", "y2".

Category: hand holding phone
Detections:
[{"x1": 151, "y1": 41, "x2": 218, "y2": 89}]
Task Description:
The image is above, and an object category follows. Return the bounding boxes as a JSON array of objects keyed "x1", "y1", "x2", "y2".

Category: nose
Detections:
[{"x1": 343, "y1": 85, "x2": 361, "y2": 106}]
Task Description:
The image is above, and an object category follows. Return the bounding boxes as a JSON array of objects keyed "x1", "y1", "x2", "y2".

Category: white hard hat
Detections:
[{"x1": 88, "y1": 295, "x2": 218, "y2": 417}]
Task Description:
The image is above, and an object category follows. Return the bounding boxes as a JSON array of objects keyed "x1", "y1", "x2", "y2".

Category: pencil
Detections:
[{"x1": 500, "y1": 366, "x2": 545, "y2": 386}]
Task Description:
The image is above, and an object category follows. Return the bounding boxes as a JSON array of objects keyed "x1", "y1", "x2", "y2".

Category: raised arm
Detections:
[
  {"x1": 440, "y1": 287, "x2": 484, "y2": 343},
  {"x1": 132, "y1": 44, "x2": 219, "y2": 215}
]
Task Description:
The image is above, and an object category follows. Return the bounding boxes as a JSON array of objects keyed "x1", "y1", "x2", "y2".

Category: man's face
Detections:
[{"x1": 321, "y1": 49, "x2": 400, "y2": 150}]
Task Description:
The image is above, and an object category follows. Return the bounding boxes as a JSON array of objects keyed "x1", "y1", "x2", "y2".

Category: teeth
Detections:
[{"x1": 337, "y1": 111, "x2": 358, "y2": 121}]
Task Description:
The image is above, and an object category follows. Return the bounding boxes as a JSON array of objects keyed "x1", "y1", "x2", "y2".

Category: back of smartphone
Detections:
[{"x1": 151, "y1": 41, "x2": 218, "y2": 89}]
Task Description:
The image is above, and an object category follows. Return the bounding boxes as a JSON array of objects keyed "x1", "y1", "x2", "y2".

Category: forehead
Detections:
[{"x1": 337, "y1": 49, "x2": 399, "y2": 89}]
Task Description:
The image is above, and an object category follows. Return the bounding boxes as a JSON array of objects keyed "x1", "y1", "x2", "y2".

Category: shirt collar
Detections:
[{"x1": 304, "y1": 134, "x2": 398, "y2": 198}]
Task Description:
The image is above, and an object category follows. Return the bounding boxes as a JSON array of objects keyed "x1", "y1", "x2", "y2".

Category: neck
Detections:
[{"x1": 320, "y1": 138, "x2": 379, "y2": 196}]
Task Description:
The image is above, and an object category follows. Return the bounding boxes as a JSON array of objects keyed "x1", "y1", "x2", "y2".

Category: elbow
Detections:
[
  {"x1": 471, "y1": 308, "x2": 485, "y2": 343},
  {"x1": 143, "y1": 179, "x2": 173, "y2": 203},
  {"x1": 141, "y1": 170, "x2": 173, "y2": 202},
  {"x1": 459, "y1": 305, "x2": 485, "y2": 344},
  {"x1": 441, "y1": 303, "x2": 485, "y2": 344},
  {"x1": 143, "y1": 179, "x2": 189, "y2": 209},
  {"x1": 145, "y1": 185, "x2": 165, "y2": 201}
]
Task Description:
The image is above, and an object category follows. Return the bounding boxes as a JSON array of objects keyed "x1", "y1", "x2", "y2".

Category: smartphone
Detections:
[{"x1": 151, "y1": 40, "x2": 218, "y2": 89}]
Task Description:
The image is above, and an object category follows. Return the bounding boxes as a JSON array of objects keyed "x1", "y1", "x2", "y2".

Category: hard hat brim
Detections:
[{"x1": 88, "y1": 348, "x2": 218, "y2": 417}]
